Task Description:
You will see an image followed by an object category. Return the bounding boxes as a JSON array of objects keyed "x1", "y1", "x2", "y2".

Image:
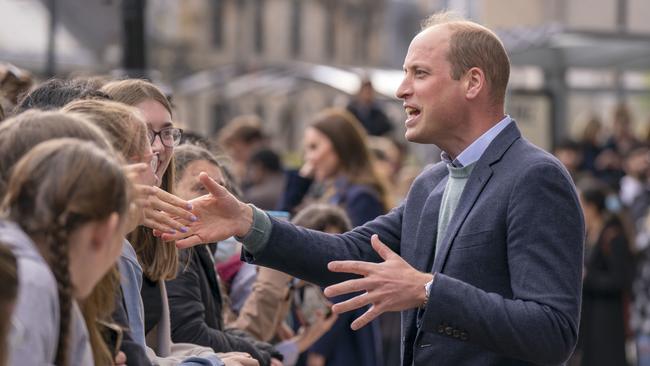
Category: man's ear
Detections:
[
  {"x1": 91, "y1": 212, "x2": 120, "y2": 251},
  {"x1": 464, "y1": 67, "x2": 485, "y2": 100}
]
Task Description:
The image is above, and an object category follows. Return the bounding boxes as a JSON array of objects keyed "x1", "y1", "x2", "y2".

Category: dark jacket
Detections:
[
  {"x1": 165, "y1": 246, "x2": 277, "y2": 366},
  {"x1": 578, "y1": 216, "x2": 632, "y2": 366},
  {"x1": 245, "y1": 123, "x2": 585, "y2": 366}
]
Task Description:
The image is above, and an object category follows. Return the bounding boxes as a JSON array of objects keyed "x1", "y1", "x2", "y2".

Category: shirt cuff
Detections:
[{"x1": 235, "y1": 204, "x2": 272, "y2": 254}]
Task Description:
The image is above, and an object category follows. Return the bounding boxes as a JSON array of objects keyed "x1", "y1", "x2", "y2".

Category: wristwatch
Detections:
[{"x1": 422, "y1": 278, "x2": 434, "y2": 308}]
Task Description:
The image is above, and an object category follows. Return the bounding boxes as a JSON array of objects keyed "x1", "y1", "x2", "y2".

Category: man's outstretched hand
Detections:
[
  {"x1": 324, "y1": 234, "x2": 433, "y2": 330},
  {"x1": 161, "y1": 172, "x2": 253, "y2": 248}
]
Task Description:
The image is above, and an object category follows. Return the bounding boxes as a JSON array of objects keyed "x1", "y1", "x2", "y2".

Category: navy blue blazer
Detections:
[{"x1": 244, "y1": 123, "x2": 584, "y2": 365}]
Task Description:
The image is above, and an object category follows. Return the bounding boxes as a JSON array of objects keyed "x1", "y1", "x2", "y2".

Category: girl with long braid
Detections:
[{"x1": 1, "y1": 139, "x2": 131, "y2": 365}]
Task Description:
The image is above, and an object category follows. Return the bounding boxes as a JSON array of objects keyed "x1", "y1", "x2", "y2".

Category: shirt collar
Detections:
[{"x1": 440, "y1": 115, "x2": 513, "y2": 167}]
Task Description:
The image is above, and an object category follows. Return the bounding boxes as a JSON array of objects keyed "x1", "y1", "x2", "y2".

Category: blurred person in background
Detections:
[
  {"x1": 297, "y1": 108, "x2": 389, "y2": 227},
  {"x1": 218, "y1": 115, "x2": 268, "y2": 185},
  {"x1": 620, "y1": 146, "x2": 650, "y2": 224},
  {"x1": 243, "y1": 148, "x2": 287, "y2": 211},
  {"x1": 572, "y1": 179, "x2": 633, "y2": 366},
  {"x1": 633, "y1": 209, "x2": 650, "y2": 366},
  {"x1": 579, "y1": 116, "x2": 605, "y2": 174},
  {"x1": 346, "y1": 78, "x2": 393, "y2": 137},
  {"x1": 553, "y1": 139, "x2": 589, "y2": 183}
]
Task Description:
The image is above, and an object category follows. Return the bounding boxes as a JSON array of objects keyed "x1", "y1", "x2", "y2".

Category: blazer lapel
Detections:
[
  {"x1": 432, "y1": 122, "x2": 522, "y2": 273},
  {"x1": 432, "y1": 165, "x2": 493, "y2": 272},
  {"x1": 411, "y1": 176, "x2": 448, "y2": 273}
]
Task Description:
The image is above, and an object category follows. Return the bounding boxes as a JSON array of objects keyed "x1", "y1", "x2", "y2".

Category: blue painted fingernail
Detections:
[
  {"x1": 186, "y1": 203, "x2": 193, "y2": 210},
  {"x1": 180, "y1": 226, "x2": 189, "y2": 233},
  {"x1": 190, "y1": 215, "x2": 198, "y2": 222},
  {"x1": 168, "y1": 229, "x2": 176, "y2": 234}
]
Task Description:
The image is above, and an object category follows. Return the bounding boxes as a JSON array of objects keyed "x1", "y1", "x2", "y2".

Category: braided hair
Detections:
[{"x1": 1, "y1": 139, "x2": 129, "y2": 365}]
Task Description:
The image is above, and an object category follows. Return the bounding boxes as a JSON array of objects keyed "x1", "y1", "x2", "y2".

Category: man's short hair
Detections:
[{"x1": 422, "y1": 12, "x2": 510, "y2": 104}]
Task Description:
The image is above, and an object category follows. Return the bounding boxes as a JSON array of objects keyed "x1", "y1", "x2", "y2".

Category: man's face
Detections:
[{"x1": 395, "y1": 26, "x2": 464, "y2": 145}]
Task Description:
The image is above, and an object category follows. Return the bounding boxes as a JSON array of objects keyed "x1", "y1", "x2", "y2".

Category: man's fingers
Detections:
[
  {"x1": 327, "y1": 260, "x2": 374, "y2": 276},
  {"x1": 199, "y1": 172, "x2": 227, "y2": 197},
  {"x1": 175, "y1": 235, "x2": 205, "y2": 249},
  {"x1": 370, "y1": 234, "x2": 396, "y2": 261},
  {"x1": 350, "y1": 305, "x2": 382, "y2": 331},
  {"x1": 330, "y1": 292, "x2": 372, "y2": 314},
  {"x1": 324, "y1": 278, "x2": 369, "y2": 298}
]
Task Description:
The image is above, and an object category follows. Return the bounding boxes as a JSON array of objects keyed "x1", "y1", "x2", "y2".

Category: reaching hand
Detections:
[
  {"x1": 324, "y1": 234, "x2": 433, "y2": 330},
  {"x1": 161, "y1": 172, "x2": 253, "y2": 248},
  {"x1": 217, "y1": 352, "x2": 259, "y2": 366}
]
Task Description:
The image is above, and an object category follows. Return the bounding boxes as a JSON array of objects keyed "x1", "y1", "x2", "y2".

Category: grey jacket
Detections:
[
  {"x1": 244, "y1": 123, "x2": 585, "y2": 365},
  {"x1": 0, "y1": 220, "x2": 93, "y2": 366}
]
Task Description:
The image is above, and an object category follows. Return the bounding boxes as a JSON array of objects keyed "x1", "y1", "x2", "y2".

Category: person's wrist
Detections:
[
  {"x1": 235, "y1": 202, "x2": 254, "y2": 238},
  {"x1": 419, "y1": 273, "x2": 434, "y2": 308}
]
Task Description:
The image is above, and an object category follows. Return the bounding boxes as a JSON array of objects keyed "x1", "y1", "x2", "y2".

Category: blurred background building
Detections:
[{"x1": 1, "y1": 0, "x2": 649, "y2": 162}]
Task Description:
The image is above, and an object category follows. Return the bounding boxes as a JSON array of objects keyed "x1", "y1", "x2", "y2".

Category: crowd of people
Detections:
[
  {"x1": 0, "y1": 10, "x2": 649, "y2": 366},
  {"x1": 0, "y1": 66, "x2": 418, "y2": 366}
]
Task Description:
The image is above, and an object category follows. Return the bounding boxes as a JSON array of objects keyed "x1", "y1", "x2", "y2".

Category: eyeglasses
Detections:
[{"x1": 148, "y1": 127, "x2": 183, "y2": 147}]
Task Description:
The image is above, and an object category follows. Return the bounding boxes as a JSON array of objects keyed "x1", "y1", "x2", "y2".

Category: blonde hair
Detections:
[
  {"x1": 62, "y1": 99, "x2": 149, "y2": 160},
  {"x1": 1, "y1": 139, "x2": 130, "y2": 366},
  {"x1": 62, "y1": 99, "x2": 150, "y2": 365},
  {"x1": 101, "y1": 79, "x2": 178, "y2": 280},
  {"x1": 0, "y1": 110, "x2": 111, "y2": 197},
  {"x1": 421, "y1": 11, "x2": 510, "y2": 104}
]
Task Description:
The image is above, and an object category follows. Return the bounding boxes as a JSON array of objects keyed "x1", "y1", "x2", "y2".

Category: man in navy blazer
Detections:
[{"x1": 166, "y1": 11, "x2": 584, "y2": 366}]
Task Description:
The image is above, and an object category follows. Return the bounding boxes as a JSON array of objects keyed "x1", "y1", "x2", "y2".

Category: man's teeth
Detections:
[{"x1": 405, "y1": 107, "x2": 419, "y2": 116}]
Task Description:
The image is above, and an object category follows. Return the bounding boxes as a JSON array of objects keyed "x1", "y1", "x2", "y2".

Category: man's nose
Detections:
[{"x1": 395, "y1": 78, "x2": 411, "y2": 100}]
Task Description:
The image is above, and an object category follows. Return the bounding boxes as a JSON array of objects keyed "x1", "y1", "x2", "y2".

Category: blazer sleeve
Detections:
[
  {"x1": 421, "y1": 162, "x2": 585, "y2": 365},
  {"x1": 243, "y1": 202, "x2": 405, "y2": 288}
]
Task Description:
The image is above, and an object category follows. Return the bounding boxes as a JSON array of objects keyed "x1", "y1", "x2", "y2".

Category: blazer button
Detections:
[
  {"x1": 437, "y1": 324, "x2": 445, "y2": 334},
  {"x1": 460, "y1": 332, "x2": 468, "y2": 341},
  {"x1": 453, "y1": 329, "x2": 460, "y2": 338},
  {"x1": 445, "y1": 326, "x2": 453, "y2": 336}
]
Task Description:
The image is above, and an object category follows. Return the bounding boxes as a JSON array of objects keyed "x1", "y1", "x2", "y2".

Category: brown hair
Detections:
[
  {"x1": 292, "y1": 204, "x2": 352, "y2": 233},
  {"x1": 309, "y1": 108, "x2": 389, "y2": 211},
  {"x1": 62, "y1": 99, "x2": 149, "y2": 160},
  {"x1": 421, "y1": 11, "x2": 510, "y2": 104},
  {"x1": 0, "y1": 244, "x2": 17, "y2": 366},
  {"x1": 0, "y1": 110, "x2": 111, "y2": 197},
  {"x1": 62, "y1": 99, "x2": 149, "y2": 365},
  {"x1": 217, "y1": 115, "x2": 265, "y2": 148},
  {"x1": 0, "y1": 110, "x2": 120, "y2": 365},
  {"x1": 101, "y1": 79, "x2": 178, "y2": 280},
  {"x1": 1, "y1": 139, "x2": 130, "y2": 366},
  {"x1": 174, "y1": 144, "x2": 223, "y2": 181}
]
